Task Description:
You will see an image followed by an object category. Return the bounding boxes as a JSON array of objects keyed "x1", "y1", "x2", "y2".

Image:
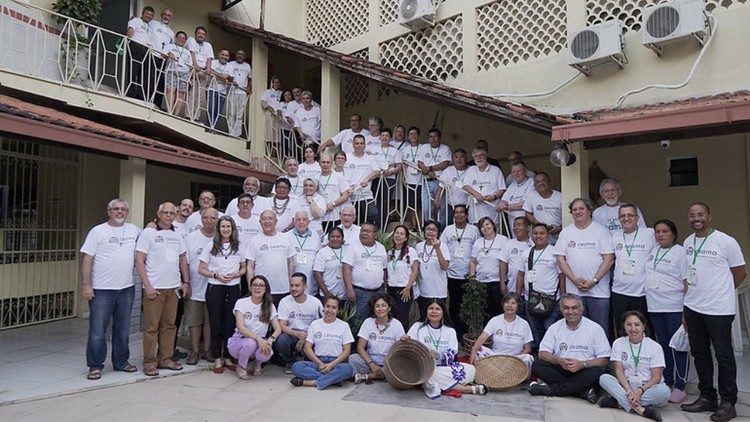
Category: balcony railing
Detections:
[{"x1": 0, "y1": 0, "x2": 250, "y2": 141}]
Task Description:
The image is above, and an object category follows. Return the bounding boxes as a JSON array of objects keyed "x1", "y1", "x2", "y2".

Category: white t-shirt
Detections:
[
  {"x1": 184, "y1": 230, "x2": 213, "y2": 301},
  {"x1": 278, "y1": 295, "x2": 323, "y2": 331},
  {"x1": 483, "y1": 314, "x2": 533, "y2": 355},
  {"x1": 539, "y1": 317, "x2": 611, "y2": 360},
  {"x1": 368, "y1": 145, "x2": 401, "y2": 178},
  {"x1": 127, "y1": 17, "x2": 150, "y2": 46},
  {"x1": 407, "y1": 323, "x2": 459, "y2": 361},
  {"x1": 401, "y1": 144, "x2": 424, "y2": 185},
  {"x1": 523, "y1": 190, "x2": 562, "y2": 244},
  {"x1": 357, "y1": 317, "x2": 405, "y2": 365},
  {"x1": 331, "y1": 128, "x2": 370, "y2": 154},
  {"x1": 148, "y1": 20, "x2": 173, "y2": 52},
  {"x1": 471, "y1": 235, "x2": 508, "y2": 283},
  {"x1": 162, "y1": 43, "x2": 192, "y2": 72},
  {"x1": 344, "y1": 241, "x2": 388, "y2": 290},
  {"x1": 297, "y1": 194, "x2": 327, "y2": 232},
  {"x1": 554, "y1": 222, "x2": 614, "y2": 298},
  {"x1": 500, "y1": 238, "x2": 533, "y2": 294},
  {"x1": 234, "y1": 297, "x2": 277, "y2": 337},
  {"x1": 386, "y1": 246, "x2": 418, "y2": 288},
  {"x1": 644, "y1": 244, "x2": 687, "y2": 313},
  {"x1": 318, "y1": 172, "x2": 350, "y2": 222},
  {"x1": 306, "y1": 318, "x2": 354, "y2": 357},
  {"x1": 80, "y1": 222, "x2": 140, "y2": 290},
  {"x1": 289, "y1": 230, "x2": 322, "y2": 295},
  {"x1": 135, "y1": 227, "x2": 186, "y2": 289},
  {"x1": 231, "y1": 213, "x2": 261, "y2": 246},
  {"x1": 185, "y1": 37, "x2": 214, "y2": 70},
  {"x1": 185, "y1": 209, "x2": 225, "y2": 233},
  {"x1": 245, "y1": 231, "x2": 295, "y2": 294},
  {"x1": 266, "y1": 196, "x2": 301, "y2": 231},
  {"x1": 225, "y1": 195, "x2": 264, "y2": 217},
  {"x1": 683, "y1": 230, "x2": 745, "y2": 315},
  {"x1": 298, "y1": 162, "x2": 322, "y2": 181},
  {"x1": 592, "y1": 203, "x2": 647, "y2": 233},
  {"x1": 199, "y1": 242, "x2": 243, "y2": 286},
  {"x1": 363, "y1": 134, "x2": 381, "y2": 154},
  {"x1": 229, "y1": 60, "x2": 252, "y2": 89},
  {"x1": 416, "y1": 241, "x2": 451, "y2": 298},
  {"x1": 440, "y1": 224, "x2": 480, "y2": 279},
  {"x1": 272, "y1": 175, "x2": 305, "y2": 198},
  {"x1": 463, "y1": 165, "x2": 506, "y2": 223},
  {"x1": 438, "y1": 166, "x2": 471, "y2": 206},
  {"x1": 612, "y1": 228, "x2": 656, "y2": 297},
  {"x1": 610, "y1": 336, "x2": 665, "y2": 385},
  {"x1": 416, "y1": 143, "x2": 452, "y2": 178},
  {"x1": 207, "y1": 60, "x2": 233, "y2": 93},
  {"x1": 313, "y1": 246, "x2": 347, "y2": 299},
  {"x1": 520, "y1": 246, "x2": 560, "y2": 298},
  {"x1": 345, "y1": 153, "x2": 379, "y2": 201},
  {"x1": 501, "y1": 177, "x2": 535, "y2": 222},
  {"x1": 294, "y1": 105, "x2": 322, "y2": 143}
]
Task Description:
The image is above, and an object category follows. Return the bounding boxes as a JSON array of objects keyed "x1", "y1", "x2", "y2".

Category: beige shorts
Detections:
[{"x1": 184, "y1": 298, "x2": 209, "y2": 327}]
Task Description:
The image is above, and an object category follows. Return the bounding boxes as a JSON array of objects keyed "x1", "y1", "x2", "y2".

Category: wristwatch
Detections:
[{"x1": 592, "y1": 278, "x2": 599, "y2": 284}]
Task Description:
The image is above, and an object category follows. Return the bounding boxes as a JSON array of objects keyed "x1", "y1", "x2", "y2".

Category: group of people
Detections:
[
  {"x1": 125, "y1": 6, "x2": 251, "y2": 136},
  {"x1": 82, "y1": 136, "x2": 744, "y2": 421}
]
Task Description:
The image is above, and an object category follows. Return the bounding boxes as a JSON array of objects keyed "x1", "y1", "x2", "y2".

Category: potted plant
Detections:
[
  {"x1": 52, "y1": 0, "x2": 101, "y2": 95},
  {"x1": 459, "y1": 274, "x2": 489, "y2": 349}
]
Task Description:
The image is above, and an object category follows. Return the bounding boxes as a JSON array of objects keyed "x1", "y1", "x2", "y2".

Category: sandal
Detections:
[
  {"x1": 144, "y1": 366, "x2": 159, "y2": 377},
  {"x1": 253, "y1": 365, "x2": 263, "y2": 377},
  {"x1": 237, "y1": 366, "x2": 251, "y2": 380},
  {"x1": 115, "y1": 364, "x2": 138, "y2": 373},
  {"x1": 472, "y1": 384, "x2": 489, "y2": 395},
  {"x1": 212, "y1": 359, "x2": 224, "y2": 374},
  {"x1": 86, "y1": 369, "x2": 102, "y2": 380},
  {"x1": 224, "y1": 359, "x2": 237, "y2": 372},
  {"x1": 157, "y1": 359, "x2": 183, "y2": 371},
  {"x1": 186, "y1": 353, "x2": 199, "y2": 365}
]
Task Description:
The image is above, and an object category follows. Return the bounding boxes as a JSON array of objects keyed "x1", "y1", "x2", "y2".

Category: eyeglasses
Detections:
[
  {"x1": 110, "y1": 207, "x2": 129, "y2": 211},
  {"x1": 199, "y1": 197, "x2": 213, "y2": 201},
  {"x1": 251, "y1": 284, "x2": 266, "y2": 288}
]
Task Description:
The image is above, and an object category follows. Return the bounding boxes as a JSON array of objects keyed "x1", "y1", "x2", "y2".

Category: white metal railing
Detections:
[
  {"x1": 264, "y1": 106, "x2": 321, "y2": 171},
  {"x1": 0, "y1": 0, "x2": 250, "y2": 140}
]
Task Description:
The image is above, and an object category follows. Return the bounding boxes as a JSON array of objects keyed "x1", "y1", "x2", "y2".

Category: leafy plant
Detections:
[
  {"x1": 52, "y1": 0, "x2": 102, "y2": 26},
  {"x1": 339, "y1": 301, "x2": 362, "y2": 338},
  {"x1": 460, "y1": 275, "x2": 487, "y2": 338}
]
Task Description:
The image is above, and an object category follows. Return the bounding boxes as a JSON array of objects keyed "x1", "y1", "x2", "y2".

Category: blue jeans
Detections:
[
  {"x1": 599, "y1": 373, "x2": 670, "y2": 412},
  {"x1": 206, "y1": 89, "x2": 227, "y2": 128},
  {"x1": 650, "y1": 311, "x2": 688, "y2": 389},
  {"x1": 353, "y1": 286, "x2": 381, "y2": 322},
  {"x1": 421, "y1": 179, "x2": 446, "y2": 227},
  {"x1": 526, "y1": 301, "x2": 560, "y2": 353},
  {"x1": 273, "y1": 332, "x2": 301, "y2": 365},
  {"x1": 86, "y1": 286, "x2": 135, "y2": 370},
  {"x1": 292, "y1": 355, "x2": 354, "y2": 390},
  {"x1": 582, "y1": 296, "x2": 609, "y2": 339}
]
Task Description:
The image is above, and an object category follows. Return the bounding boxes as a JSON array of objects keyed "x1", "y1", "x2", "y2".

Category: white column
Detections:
[
  {"x1": 320, "y1": 61, "x2": 341, "y2": 145},
  {"x1": 250, "y1": 37, "x2": 269, "y2": 158},
  {"x1": 119, "y1": 157, "x2": 147, "y2": 227},
  {"x1": 560, "y1": 142, "x2": 589, "y2": 225}
]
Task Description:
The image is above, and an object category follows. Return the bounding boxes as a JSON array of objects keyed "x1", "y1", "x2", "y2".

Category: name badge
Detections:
[
  {"x1": 454, "y1": 179, "x2": 464, "y2": 189},
  {"x1": 380, "y1": 163, "x2": 389, "y2": 171},
  {"x1": 621, "y1": 259, "x2": 636, "y2": 276},
  {"x1": 687, "y1": 266, "x2": 697, "y2": 286},
  {"x1": 453, "y1": 246, "x2": 465, "y2": 258},
  {"x1": 645, "y1": 271, "x2": 660, "y2": 290},
  {"x1": 295, "y1": 253, "x2": 307, "y2": 265},
  {"x1": 336, "y1": 267, "x2": 343, "y2": 279},
  {"x1": 409, "y1": 168, "x2": 419, "y2": 176},
  {"x1": 525, "y1": 269, "x2": 537, "y2": 284},
  {"x1": 365, "y1": 259, "x2": 377, "y2": 272}
]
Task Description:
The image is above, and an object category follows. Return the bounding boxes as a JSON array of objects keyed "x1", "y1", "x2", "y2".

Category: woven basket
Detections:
[
  {"x1": 383, "y1": 339, "x2": 435, "y2": 390},
  {"x1": 474, "y1": 355, "x2": 529, "y2": 391}
]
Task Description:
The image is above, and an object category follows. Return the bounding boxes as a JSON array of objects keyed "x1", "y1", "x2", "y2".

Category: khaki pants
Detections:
[
  {"x1": 188, "y1": 71, "x2": 208, "y2": 122},
  {"x1": 142, "y1": 288, "x2": 178, "y2": 367}
]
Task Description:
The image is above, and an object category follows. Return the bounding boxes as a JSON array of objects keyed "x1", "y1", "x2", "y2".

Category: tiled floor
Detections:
[{"x1": 0, "y1": 318, "x2": 210, "y2": 406}]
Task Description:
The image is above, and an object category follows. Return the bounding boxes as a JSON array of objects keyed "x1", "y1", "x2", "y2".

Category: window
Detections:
[{"x1": 669, "y1": 157, "x2": 698, "y2": 187}]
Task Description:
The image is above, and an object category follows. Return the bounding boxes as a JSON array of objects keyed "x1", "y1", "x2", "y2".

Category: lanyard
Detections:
[
  {"x1": 421, "y1": 244, "x2": 435, "y2": 263},
  {"x1": 430, "y1": 147, "x2": 439, "y2": 162},
  {"x1": 320, "y1": 173, "x2": 331, "y2": 192},
  {"x1": 427, "y1": 326, "x2": 443, "y2": 351},
  {"x1": 532, "y1": 246, "x2": 548, "y2": 267},
  {"x1": 363, "y1": 245, "x2": 375, "y2": 259},
  {"x1": 390, "y1": 256, "x2": 400, "y2": 273},
  {"x1": 623, "y1": 228, "x2": 639, "y2": 257},
  {"x1": 409, "y1": 146, "x2": 418, "y2": 163},
  {"x1": 629, "y1": 340, "x2": 643, "y2": 369},
  {"x1": 692, "y1": 229, "x2": 713, "y2": 265},
  {"x1": 295, "y1": 233, "x2": 309, "y2": 250},
  {"x1": 653, "y1": 246, "x2": 673, "y2": 269},
  {"x1": 331, "y1": 246, "x2": 343, "y2": 263},
  {"x1": 455, "y1": 226, "x2": 466, "y2": 243},
  {"x1": 381, "y1": 147, "x2": 390, "y2": 160}
]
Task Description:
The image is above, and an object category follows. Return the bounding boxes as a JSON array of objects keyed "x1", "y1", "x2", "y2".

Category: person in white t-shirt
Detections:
[
  {"x1": 370, "y1": 128, "x2": 402, "y2": 228},
  {"x1": 313, "y1": 227, "x2": 347, "y2": 300},
  {"x1": 343, "y1": 222, "x2": 388, "y2": 322},
  {"x1": 185, "y1": 190, "x2": 224, "y2": 233},
  {"x1": 523, "y1": 172, "x2": 562, "y2": 245},
  {"x1": 289, "y1": 210, "x2": 322, "y2": 296},
  {"x1": 599, "y1": 311, "x2": 670, "y2": 421},
  {"x1": 273, "y1": 274, "x2": 324, "y2": 372},
  {"x1": 228, "y1": 275, "x2": 281, "y2": 380},
  {"x1": 205, "y1": 49, "x2": 233, "y2": 129},
  {"x1": 272, "y1": 158, "x2": 304, "y2": 198},
  {"x1": 337, "y1": 205, "x2": 361, "y2": 247},
  {"x1": 318, "y1": 114, "x2": 370, "y2": 154},
  {"x1": 611, "y1": 204, "x2": 656, "y2": 339},
  {"x1": 293, "y1": 91, "x2": 321, "y2": 147},
  {"x1": 135, "y1": 202, "x2": 190, "y2": 376},
  {"x1": 245, "y1": 210, "x2": 294, "y2": 303},
  {"x1": 186, "y1": 26, "x2": 215, "y2": 121},
  {"x1": 173, "y1": 198, "x2": 193, "y2": 237},
  {"x1": 267, "y1": 177, "x2": 301, "y2": 232},
  {"x1": 592, "y1": 178, "x2": 646, "y2": 233},
  {"x1": 363, "y1": 116, "x2": 384, "y2": 154},
  {"x1": 298, "y1": 145, "x2": 321, "y2": 180},
  {"x1": 529, "y1": 294, "x2": 610, "y2": 401},
  {"x1": 644, "y1": 219, "x2": 689, "y2": 403},
  {"x1": 349, "y1": 293, "x2": 405, "y2": 383},
  {"x1": 80, "y1": 198, "x2": 141, "y2": 380},
  {"x1": 346, "y1": 135, "x2": 381, "y2": 225},
  {"x1": 148, "y1": 7, "x2": 174, "y2": 110},
  {"x1": 226, "y1": 49, "x2": 252, "y2": 137},
  {"x1": 161, "y1": 30, "x2": 191, "y2": 117},
  {"x1": 197, "y1": 215, "x2": 246, "y2": 374},
  {"x1": 680, "y1": 203, "x2": 746, "y2": 420},
  {"x1": 498, "y1": 162, "x2": 535, "y2": 236},
  {"x1": 290, "y1": 296, "x2": 354, "y2": 389},
  {"x1": 317, "y1": 154, "x2": 350, "y2": 229},
  {"x1": 183, "y1": 208, "x2": 218, "y2": 365},
  {"x1": 230, "y1": 193, "x2": 261, "y2": 249},
  {"x1": 504, "y1": 151, "x2": 535, "y2": 187},
  {"x1": 401, "y1": 127, "x2": 424, "y2": 228},
  {"x1": 440, "y1": 205, "x2": 480, "y2": 340},
  {"x1": 469, "y1": 293, "x2": 534, "y2": 376},
  {"x1": 500, "y1": 217, "x2": 533, "y2": 303},
  {"x1": 554, "y1": 198, "x2": 614, "y2": 334},
  {"x1": 261, "y1": 75, "x2": 282, "y2": 143},
  {"x1": 225, "y1": 176, "x2": 262, "y2": 216},
  {"x1": 298, "y1": 179, "x2": 326, "y2": 235},
  {"x1": 125, "y1": 6, "x2": 154, "y2": 101},
  {"x1": 434, "y1": 148, "x2": 470, "y2": 226},
  {"x1": 385, "y1": 225, "x2": 419, "y2": 330},
  {"x1": 415, "y1": 220, "x2": 451, "y2": 320},
  {"x1": 417, "y1": 128, "x2": 452, "y2": 227},
  {"x1": 469, "y1": 216, "x2": 508, "y2": 319},
  {"x1": 463, "y1": 147, "x2": 506, "y2": 225},
  {"x1": 517, "y1": 223, "x2": 564, "y2": 351}
]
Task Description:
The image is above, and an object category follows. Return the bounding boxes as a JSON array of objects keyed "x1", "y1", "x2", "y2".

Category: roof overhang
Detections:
[
  {"x1": 552, "y1": 91, "x2": 750, "y2": 147},
  {"x1": 208, "y1": 13, "x2": 575, "y2": 135}
]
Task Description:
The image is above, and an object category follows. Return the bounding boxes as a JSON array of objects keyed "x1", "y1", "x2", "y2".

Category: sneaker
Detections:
[
  {"x1": 578, "y1": 387, "x2": 598, "y2": 404},
  {"x1": 669, "y1": 388, "x2": 687, "y2": 404},
  {"x1": 681, "y1": 397, "x2": 718, "y2": 413},
  {"x1": 290, "y1": 377, "x2": 303, "y2": 387},
  {"x1": 528, "y1": 381, "x2": 551, "y2": 396},
  {"x1": 710, "y1": 402, "x2": 737, "y2": 422},
  {"x1": 354, "y1": 373, "x2": 368, "y2": 384},
  {"x1": 598, "y1": 395, "x2": 619, "y2": 408},
  {"x1": 642, "y1": 405, "x2": 663, "y2": 422},
  {"x1": 172, "y1": 349, "x2": 188, "y2": 360},
  {"x1": 284, "y1": 363, "x2": 293, "y2": 375}
]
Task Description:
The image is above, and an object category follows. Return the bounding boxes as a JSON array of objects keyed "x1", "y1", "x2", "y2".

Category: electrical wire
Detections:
[{"x1": 462, "y1": 72, "x2": 583, "y2": 99}]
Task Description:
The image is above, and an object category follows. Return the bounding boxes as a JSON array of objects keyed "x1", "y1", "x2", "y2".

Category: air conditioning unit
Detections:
[
  {"x1": 567, "y1": 20, "x2": 625, "y2": 76},
  {"x1": 642, "y1": 0, "x2": 708, "y2": 56},
  {"x1": 397, "y1": 0, "x2": 436, "y2": 31}
]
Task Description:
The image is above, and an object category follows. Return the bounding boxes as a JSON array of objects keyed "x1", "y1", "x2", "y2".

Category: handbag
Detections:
[
  {"x1": 526, "y1": 248, "x2": 558, "y2": 319},
  {"x1": 669, "y1": 324, "x2": 690, "y2": 352}
]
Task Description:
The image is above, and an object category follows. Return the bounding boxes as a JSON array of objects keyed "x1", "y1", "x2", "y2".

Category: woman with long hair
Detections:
[
  {"x1": 228, "y1": 275, "x2": 281, "y2": 379},
  {"x1": 385, "y1": 224, "x2": 418, "y2": 329},
  {"x1": 299, "y1": 145, "x2": 322, "y2": 180},
  {"x1": 198, "y1": 216, "x2": 246, "y2": 374},
  {"x1": 349, "y1": 293, "x2": 405, "y2": 384},
  {"x1": 415, "y1": 220, "x2": 450, "y2": 320}
]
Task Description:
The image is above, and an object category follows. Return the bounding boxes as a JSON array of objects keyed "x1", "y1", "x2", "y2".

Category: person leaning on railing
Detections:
[
  {"x1": 186, "y1": 26, "x2": 215, "y2": 122},
  {"x1": 125, "y1": 6, "x2": 155, "y2": 101},
  {"x1": 161, "y1": 31, "x2": 192, "y2": 117}
]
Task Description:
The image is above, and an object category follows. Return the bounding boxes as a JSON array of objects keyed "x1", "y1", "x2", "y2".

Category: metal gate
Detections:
[{"x1": 0, "y1": 137, "x2": 80, "y2": 330}]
